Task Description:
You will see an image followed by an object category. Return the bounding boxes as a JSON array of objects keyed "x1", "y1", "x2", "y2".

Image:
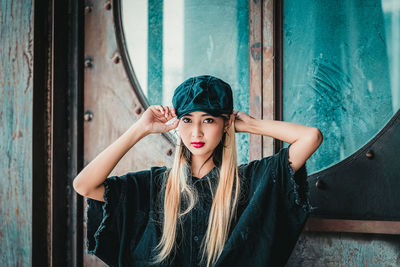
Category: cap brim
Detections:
[{"x1": 177, "y1": 108, "x2": 221, "y2": 119}]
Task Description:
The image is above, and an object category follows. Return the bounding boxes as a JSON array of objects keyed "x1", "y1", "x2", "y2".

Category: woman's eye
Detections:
[{"x1": 182, "y1": 118, "x2": 213, "y2": 123}]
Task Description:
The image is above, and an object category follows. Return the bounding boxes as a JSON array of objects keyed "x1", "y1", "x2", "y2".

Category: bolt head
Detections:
[
  {"x1": 85, "y1": 6, "x2": 92, "y2": 13},
  {"x1": 315, "y1": 179, "x2": 325, "y2": 189},
  {"x1": 166, "y1": 149, "x2": 173, "y2": 156},
  {"x1": 366, "y1": 149, "x2": 374, "y2": 159},
  {"x1": 84, "y1": 110, "x2": 94, "y2": 121},
  {"x1": 104, "y1": 1, "x2": 112, "y2": 10},
  {"x1": 84, "y1": 58, "x2": 93, "y2": 68},
  {"x1": 112, "y1": 55, "x2": 120, "y2": 64}
]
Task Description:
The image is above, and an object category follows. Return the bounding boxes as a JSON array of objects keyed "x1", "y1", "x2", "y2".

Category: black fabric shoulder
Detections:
[
  {"x1": 85, "y1": 166, "x2": 167, "y2": 266},
  {"x1": 268, "y1": 143, "x2": 311, "y2": 213},
  {"x1": 220, "y1": 144, "x2": 311, "y2": 266},
  {"x1": 242, "y1": 144, "x2": 311, "y2": 213}
]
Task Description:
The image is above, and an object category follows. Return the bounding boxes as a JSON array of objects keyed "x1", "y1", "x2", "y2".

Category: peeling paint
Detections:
[{"x1": 0, "y1": 0, "x2": 33, "y2": 266}]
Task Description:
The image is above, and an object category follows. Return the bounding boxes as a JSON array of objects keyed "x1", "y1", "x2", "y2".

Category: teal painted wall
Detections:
[
  {"x1": 0, "y1": 0, "x2": 33, "y2": 265},
  {"x1": 283, "y1": 0, "x2": 400, "y2": 265},
  {"x1": 283, "y1": 0, "x2": 398, "y2": 174},
  {"x1": 183, "y1": 0, "x2": 250, "y2": 164}
]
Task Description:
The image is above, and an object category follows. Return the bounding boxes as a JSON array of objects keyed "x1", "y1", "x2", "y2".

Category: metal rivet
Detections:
[
  {"x1": 166, "y1": 149, "x2": 173, "y2": 156},
  {"x1": 366, "y1": 149, "x2": 374, "y2": 159},
  {"x1": 112, "y1": 54, "x2": 120, "y2": 64},
  {"x1": 84, "y1": 58, "x2": 93, "y2": 68},
  {"x1": 135, "y1": 107, "x2": 142, "y2": 114},
  {"x1": 85, "y1": 6, "x2": 92, "y2": 13},
  {"x1": 315, "y1": 179, "x2": 325, "y2": 190},
  {"x1": 104, "y1": 1, "x2": 112, "y2": 10},
  {"x1": 84, "y1": 110, "x2": 94, "y2": 121}
]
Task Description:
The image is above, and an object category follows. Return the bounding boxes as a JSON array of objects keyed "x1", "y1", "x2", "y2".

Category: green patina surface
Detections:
[{"x1": 0, "y1": 0, "x2": 33, "y2": 265}]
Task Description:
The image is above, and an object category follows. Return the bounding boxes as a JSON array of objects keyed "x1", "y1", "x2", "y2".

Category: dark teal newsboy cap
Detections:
[{"x1": 172, "y1": 75, "x2": 233, "y2": 119}]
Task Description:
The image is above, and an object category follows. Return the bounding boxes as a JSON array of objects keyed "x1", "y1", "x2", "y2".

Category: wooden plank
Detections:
[
  {"x1": 249, "y1": 0, "x2": 263, "y2": 161},
  {"x1": 305, "y1": 218, "x2": 400, "y2": 235},
  {"x1": 262, "y1": 0, "x2": 275, "y2": 157},
  {"x1": 0, "y1": 0, "x2": 33, "y2": 266}
]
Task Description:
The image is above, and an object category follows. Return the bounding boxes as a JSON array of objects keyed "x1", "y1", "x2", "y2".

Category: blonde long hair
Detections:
[{"x1": 151, "y1": 116, "x2": 240, "y2": 267}]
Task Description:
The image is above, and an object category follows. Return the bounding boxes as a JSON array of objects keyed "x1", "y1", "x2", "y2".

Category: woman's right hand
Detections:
[{"x1": 138, "y1": 105, "x2": 180, "y2": 134}]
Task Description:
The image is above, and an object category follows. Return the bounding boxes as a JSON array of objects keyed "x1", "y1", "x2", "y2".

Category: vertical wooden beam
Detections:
[
  {"x1": 262, "y1": 0, "x2": 275, "y2": 157},
  {"x1": 249, "y1": 0, "x2": 263, "y2": 161}
]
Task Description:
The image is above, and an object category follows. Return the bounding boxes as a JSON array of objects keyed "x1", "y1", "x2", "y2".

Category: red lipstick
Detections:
[{"x1": 191, "y1": 142, "x2": 205, "y2": 148}]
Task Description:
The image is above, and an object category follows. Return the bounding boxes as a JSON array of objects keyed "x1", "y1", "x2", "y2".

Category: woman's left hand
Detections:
[{"x1": 233, "y1": 110, "x2": 256, "y2": 133}]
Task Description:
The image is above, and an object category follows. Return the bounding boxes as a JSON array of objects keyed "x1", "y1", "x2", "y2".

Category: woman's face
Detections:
[{"x1": 178, "y1": 111, "x2": 226, "y2": 159}]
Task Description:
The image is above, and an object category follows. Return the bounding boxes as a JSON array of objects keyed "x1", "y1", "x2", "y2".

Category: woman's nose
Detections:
[{"x1": 191, "y1": 125, "x2": 203, "y2": 137}]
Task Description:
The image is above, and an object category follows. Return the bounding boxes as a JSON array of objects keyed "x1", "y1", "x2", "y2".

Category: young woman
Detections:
[{"x1": 73, "y1": 75, "x2": 323, "y2": 267}]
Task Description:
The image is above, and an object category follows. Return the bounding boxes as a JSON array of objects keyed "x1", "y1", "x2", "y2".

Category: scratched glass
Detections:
[
  {"x1": 121, "y1": 0, "x2": 250, "y2": 164},
  {"x1": 283, "y1": 0, "x2": 400, "y2": 174}
]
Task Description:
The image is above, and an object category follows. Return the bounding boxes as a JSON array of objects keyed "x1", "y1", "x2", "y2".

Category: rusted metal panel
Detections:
[
  {"x1": 83, "y1": 1, "x2": 174, "y2": 266},
  {"x1": 249, "y1": 0, "x2": 263, "y2": 161},
  {"x1": 307, "y1": 108, "x2": 400, "y2": 226},
  {"x1": 287, "y1": 230, "x2": 400, "y2": 266},
  {"x1": 0, "y1": 0, "x2": 33, "y2": 266}
]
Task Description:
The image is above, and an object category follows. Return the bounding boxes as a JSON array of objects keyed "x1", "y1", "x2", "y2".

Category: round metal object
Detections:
[
  {"x1": 84, "y1": 110, "x2": 94, "y2": 121},
  {"x1": 104, "y1": 1, "x2": 112, "y2": 10},
  {"x1": 85, "y1": 6, "x2": 92, "y2": 13},
  {"x1": 84, "y1": 58, "x2": 93, "y2": 68},
  {"x1": 166, "y1": 148, "x2": 173, "y2": 156},
  {"x1": 366, "y1": 149, "x2": 374, "y2": 159},
  {"x1": 315, "y1": 179, "x2": 325, "y2": 190},
  {"x1": 135, "y1": 107, "x2": 142, "y2": 114},
  {"x1": 112, "y1": 54, "x2": 120, "y2": 64}
]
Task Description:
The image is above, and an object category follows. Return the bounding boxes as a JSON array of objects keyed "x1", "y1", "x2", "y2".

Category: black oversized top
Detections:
[{"x1": 86, "y1": 144, "x2": 311, "y2": 267}]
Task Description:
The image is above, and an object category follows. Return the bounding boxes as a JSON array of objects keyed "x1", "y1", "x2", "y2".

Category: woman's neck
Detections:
[{"x1": 191, "y1": 155, "x2": 215, "y2": 178}]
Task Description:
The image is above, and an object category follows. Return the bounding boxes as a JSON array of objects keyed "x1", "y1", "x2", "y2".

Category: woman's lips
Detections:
[{"x1": 191, "y1": 142, "x2": 205, "y2": 148}]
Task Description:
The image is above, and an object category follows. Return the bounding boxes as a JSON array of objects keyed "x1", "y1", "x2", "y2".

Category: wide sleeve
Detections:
[
  {"x1": 85, "y1": 171, "x2": 151, "y2": 266},
  {"x1": 257, "y1": 143, "x2": 311, "y2": 265},
  {"x1": 227, "y1": 144, "x2": 311, "y2": 265},
  {"x1": 270, "y1": 143, "x2": 311, "y2": 214}
]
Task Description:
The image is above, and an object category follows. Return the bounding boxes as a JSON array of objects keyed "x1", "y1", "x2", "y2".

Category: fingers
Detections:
[
  {"x1": 165, "y1": 117, "x2": 180, "y2": 132},
  {"x1": 164, "y1": 106, "x2": 177, "y2": 118},
  {"x1": 152, "y1": 105, "x2": 177, "y2": 118},
  {"x1": 155, "y1": 105, "x2": 164, "y2": 114},
  {"x1": 164, "y1": 106, "x2": 171, "y2": 118},
  {"x1": 171, "y1": 106, "x2": 177, "y2": 117}
]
